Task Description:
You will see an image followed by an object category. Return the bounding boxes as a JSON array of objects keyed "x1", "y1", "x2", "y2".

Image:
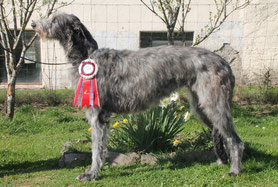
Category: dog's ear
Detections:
[
  {"x1": 72, "y1": 22, "x2": 81, "y2": 32},
  {"x1": 72, "y1": 22, "x2": 86, "y2": 39}
]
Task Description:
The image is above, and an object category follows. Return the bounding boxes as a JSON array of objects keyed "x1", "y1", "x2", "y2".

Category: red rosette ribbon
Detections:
[{"x1": 73, "y1": 59, "x2": 100, "y2": 109}]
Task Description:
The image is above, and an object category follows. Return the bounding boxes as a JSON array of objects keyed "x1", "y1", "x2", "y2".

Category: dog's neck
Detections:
[{"x1": 63, "y1": 23, "x2": 98, "y2": 67}]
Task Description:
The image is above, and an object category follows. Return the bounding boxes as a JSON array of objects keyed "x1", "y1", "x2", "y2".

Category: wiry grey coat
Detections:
[{"x1": 32, "y1": 13, "x2": 244, "y2": 181}]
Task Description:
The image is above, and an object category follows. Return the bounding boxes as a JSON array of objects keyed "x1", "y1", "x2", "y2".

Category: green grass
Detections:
[
  {"x1": 0, "y1": 103, "x2": 278, "y2": 186},
  {"x1": 0, "y1": 89, "x2": 74, "y2": 107},
  {"x1": 235, "y1": 86, "x2": 278, "y2": 104}
]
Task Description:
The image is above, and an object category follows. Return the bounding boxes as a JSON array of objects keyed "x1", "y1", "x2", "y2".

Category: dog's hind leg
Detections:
[
  {"x1": 187, "y1": 91, "x2": 229, "y2": 165},
  {"x1": 76, "y1": 108, "x2": 110, "y2": 181},
  {"x1": 212, "y1": 128, "x2": 229, "y2": 165},
  {"x1": 215, "y1": 115, "x2": 244, "y2": 176},
  {"x1": 191, "y1": 83, "x2": 244, "y2": 175}
]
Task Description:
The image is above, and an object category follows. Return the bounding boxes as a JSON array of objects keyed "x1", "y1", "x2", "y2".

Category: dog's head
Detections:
[
  {"x1": 32, "y1": 13, "x2": 89, "y2": 42},
  {"x1": 32, "y1": 12, "x2": 98, "y2": 66}
]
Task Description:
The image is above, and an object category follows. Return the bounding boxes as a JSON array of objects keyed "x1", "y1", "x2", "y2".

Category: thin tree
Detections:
[
  {"x1": 141, "y1": 0, "x2": 182, "y2": 45},
  {"x1": 140, "y1": 0, "x2": 250, "y2": 46},
  {"x1": 0, "y1": 0, "x2": 73, "y2": 119}
]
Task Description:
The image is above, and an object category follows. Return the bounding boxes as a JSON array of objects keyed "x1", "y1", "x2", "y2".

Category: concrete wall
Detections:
[
  {"x1": 1, "y1": 0, "x2": 277, "y2": 89},
  {"x1": 241, "y1": 0, "x2": 278, "y2": 85}
]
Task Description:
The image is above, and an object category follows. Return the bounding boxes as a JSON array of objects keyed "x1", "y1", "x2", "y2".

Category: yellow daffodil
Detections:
[
  {"x1": 88, "y1": 128, "x2": 92, "y2": 132},
  {"x1": 123, "y1": 119, "x2": 128, "y2": 123},
  {"x1": 173, "y1": 139, "x2": 180, "y2": 146},
  {"x1": 113, "y1": 121, "x2": 120, "y2": 128}
]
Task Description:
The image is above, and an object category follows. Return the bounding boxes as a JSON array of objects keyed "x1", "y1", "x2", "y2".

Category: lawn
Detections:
[{"x1": 0, "y1": 101, "x2": 278, "y2": 186}]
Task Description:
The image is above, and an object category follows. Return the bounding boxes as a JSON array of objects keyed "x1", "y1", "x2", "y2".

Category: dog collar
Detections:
[{"x1": 73, "y1": 59, "x2": 100, "y2": 109}]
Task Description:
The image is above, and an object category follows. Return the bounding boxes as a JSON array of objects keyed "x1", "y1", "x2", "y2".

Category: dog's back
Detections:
[{"x1": 90, "y1": 45, "x2": 234, "y2": 113}]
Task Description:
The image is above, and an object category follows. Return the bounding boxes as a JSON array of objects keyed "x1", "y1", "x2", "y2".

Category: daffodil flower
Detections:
[
  {"x1": 123, "y1": 119, "x2": 128, "y2": 123},
  {"x1": 173, "y1": 139, "x2": 180, "y2": 146},
  {"x1": 184, "y1": 111, "x2": 190, "y2": 122},
  {"x1": 160, "y1": 98, "x2": 170, "y2": 107},
  {"x1": 170, "y1": 92, "x2": 179, "y2": 102},
  {"x1": 113, "y1": 121, "x2": 120, "y2": 128},
  {"x1": 88, "y1": 128, "x2": 92, "y2": 132}
]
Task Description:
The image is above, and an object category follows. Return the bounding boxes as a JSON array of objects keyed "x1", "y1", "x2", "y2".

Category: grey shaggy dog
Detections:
[{"x1": 32, "y1": 13, "x2": 244, "y2": 181}]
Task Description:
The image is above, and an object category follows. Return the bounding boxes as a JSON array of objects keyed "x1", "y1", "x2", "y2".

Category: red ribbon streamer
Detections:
[
  {"x1": 81, "y1": 78, "x2": 91, "y2": 109},
  {"x1": 73, "y1": 77, "x2": 100, "y2": 109},
  {"x1": 92, "y1": 77, "x2": 100, "y2": 107}
]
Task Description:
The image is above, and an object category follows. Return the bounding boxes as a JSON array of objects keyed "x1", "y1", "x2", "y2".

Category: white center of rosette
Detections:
[
  {"x1": 83, "y1": 64, "x2": 94, "y2": 74},
  {"x1": 78, "y1": 59, "x2": 98, "y2": 79}
]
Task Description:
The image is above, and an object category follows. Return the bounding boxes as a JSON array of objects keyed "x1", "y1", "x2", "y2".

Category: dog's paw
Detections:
[
  {"x1": 76, "y1": 173, "x2": 97, "y2": 181},
  {"x1": 76, "y1": 167, "x2": 98, "y2": 181},
  {"x1": 84, "y1": 167, "x2": 92, "y2": 174},
  {"x1": 76, "y1": 174, "x2": 92, "y2": 181},
  {"x1": 211, "y1": 158, "x2": 226, "y2": 166},
  {"x1": 222, "y1": 171, "x2": 240, "y2": 178}
]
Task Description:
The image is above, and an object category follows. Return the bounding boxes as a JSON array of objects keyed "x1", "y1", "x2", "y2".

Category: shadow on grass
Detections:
[
  {"x1": 158, "y1": 142, "x2": 278, "y2": 173},
  {"x1": 97, "y1": 164, "x2": 144, "y2": 180},
  {"x1": 242, "y1": 143, "x2": 278, "y2": 173},
  {"x1": 1, "y1": 142, "x2": 277, "y2": 178},
  {"x1": 162, "y1": 150, "x2": 216, "y2": 170},
  {"x1": 0, "y1": 156, "x2": 91, "y2": 178},
  {"x1": 0, "y1": 158, "x2": 60, "y2": 177}
]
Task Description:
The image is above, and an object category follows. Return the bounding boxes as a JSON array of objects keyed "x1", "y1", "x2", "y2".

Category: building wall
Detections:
[
  {"x1": 1, "y1": 0, "x2": 277, "y2": 89},
  {"x1": 241, "y1": 0, "x2": 278, "y2": 85}
]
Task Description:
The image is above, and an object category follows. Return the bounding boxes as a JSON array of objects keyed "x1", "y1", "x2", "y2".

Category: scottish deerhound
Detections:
[{"x1": 32, "y1": 13, "x2": 244, "y2": 181}]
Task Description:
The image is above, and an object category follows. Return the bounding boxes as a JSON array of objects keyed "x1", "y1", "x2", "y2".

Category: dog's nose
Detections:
[{"x1": 31, "y1": 22, "x2": 36, "y2": 28}]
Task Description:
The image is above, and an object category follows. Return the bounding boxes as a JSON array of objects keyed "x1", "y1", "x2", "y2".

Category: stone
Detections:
[
  {"x1": 58, "y1": 152, "x2": 90, "y2": 168},
  {"x1": 59, "y1": 139, "x2": 163, "y2": 167},
  {"x1": 61, "y1": 139, "x2": 72, "y2": 153},
  {"x1": 59, "y1": 139, "x2": 91, "y2": 168},
  {"x1": 106, "y1": 151, "x2": 140, "y2": 166},
  {"x1": 140, "y1": 154, "x2": 158, "y2": 165},
  {"x1": 214, "y1": 43, "x2": 242, "y2": 84},
  {"x1": 169, "y1": 152, "x2": 177, "y2": 158}
]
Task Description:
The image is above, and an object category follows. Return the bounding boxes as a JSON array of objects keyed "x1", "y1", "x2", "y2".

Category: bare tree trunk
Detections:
[
  {"x1": 6, "y1": 72, "x2": 16, "y2": 119},
  {"x1": 0, "y1": 0, "x2": 73, "y2": 120},
  {"x1": 167, "y1": 29, "x2": 175, "y2": 45}
]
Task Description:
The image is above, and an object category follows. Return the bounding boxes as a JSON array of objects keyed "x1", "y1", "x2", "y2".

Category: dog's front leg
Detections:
[{"x1": 76, "y1": 108, "x2": 110, "y2": 181}]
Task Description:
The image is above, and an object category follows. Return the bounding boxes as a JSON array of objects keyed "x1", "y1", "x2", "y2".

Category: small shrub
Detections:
[
  {"x1": 236, "y1": 68, "x2": 278, "y2": 105},
  {"x1": 110, "y1": 99, "x2": 187, "y2": 153},
  {"x1": 44, "y1": 92, "x2": 62, "y2": 106},
  {"x1": 184, "y1": 128, "x2": 213, "y2": 151}
]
